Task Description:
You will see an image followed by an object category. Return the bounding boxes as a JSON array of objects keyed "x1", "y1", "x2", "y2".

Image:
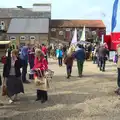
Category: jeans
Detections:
[
  {"x1": 117, "y1": 68, "x2": 120, "y2": 88},
  {"x1": 99, "y1": 57, "x2": 106, "y2": 71},
  {"x1": 66, "y1": 65, "x2": 72, "y2": 76},
  {"x1": 58, "y1": 57, "x2": 62, "y2": 66},
  {"x1": 22, "y1": 60, "x2": 28, "y2": 82},
  {"x1": 77, "y1": 60, "x2": 84, "y2": 76}
]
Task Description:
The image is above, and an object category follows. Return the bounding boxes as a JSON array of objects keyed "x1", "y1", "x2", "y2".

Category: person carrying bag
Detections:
[{"x1": 32, "y1": 49, "x2": 48, "y2": 103}]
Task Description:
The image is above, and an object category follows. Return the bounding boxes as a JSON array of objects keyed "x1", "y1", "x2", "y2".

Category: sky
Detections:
[{"x1": 0, "y1": 0, "x2": 119, "y2": 34}]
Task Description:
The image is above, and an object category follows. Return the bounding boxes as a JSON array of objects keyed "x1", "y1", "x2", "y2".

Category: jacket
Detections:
[
  {"x1": 20, "y1": 46, "x2": 29, "y2": 61},
  {"x1": 32, "y1": 56, "x2": 48, "y2": 71},
  {"x1": 73, "y1": 48, "x2": 85, "y2": 61},
  {"x1": 56, "y1": 49, "x2": 63, "y2": 58},
  {"x1": 99, "y1": 47, "x2": 108, "y2": 57},
  {"x1": 3, "y1": 57, "x2": 22, "y2": 77},
  {"x1": 64, "y1": 55, "x2": 74, "y2": 66}
]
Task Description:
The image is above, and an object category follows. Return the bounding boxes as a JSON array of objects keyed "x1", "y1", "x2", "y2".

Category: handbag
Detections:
[
  {"x1": 2, "y1": 85, "x2": 7, "y2": 96},
  {"x1": 34, "y1": 69, "x2": 45, "y2": 86}
]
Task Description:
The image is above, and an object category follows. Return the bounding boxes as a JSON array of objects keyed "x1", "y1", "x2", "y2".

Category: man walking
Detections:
[
  {"x1": 74, "y1": 44, "x2": 85, "y2": 77},
  {"x1": 98, "y1": 44, "x2": 108, "y2": 72},
  {"x1": 20, "y1": 44, "x2": 30, "y2": 83}
]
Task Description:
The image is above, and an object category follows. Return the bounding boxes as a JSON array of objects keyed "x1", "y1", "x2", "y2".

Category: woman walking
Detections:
[
  {"x1": 3, "y1": 49, "x2": 24, "y2": 104},
  {"x1": 64, "y1": 49, "x2": 74, "y2": 79},
  {"x1": 32, "y1": 49, "x2": 48, "y2": 103}
]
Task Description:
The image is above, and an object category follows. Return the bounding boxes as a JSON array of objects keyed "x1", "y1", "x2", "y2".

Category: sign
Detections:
[{"x1": 109, "y1": 51, "x2": 115, "y2": 60}]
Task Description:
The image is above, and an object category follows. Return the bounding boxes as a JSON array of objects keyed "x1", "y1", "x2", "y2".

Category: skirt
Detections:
[{"x1": 6, "y1": 75, "x2": 24, "y2": 97}]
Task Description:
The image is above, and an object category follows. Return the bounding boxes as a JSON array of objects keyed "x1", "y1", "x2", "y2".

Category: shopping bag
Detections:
[
  {"x1": 34, "y1": 69, "x2": 45, "y2": 86},
  {"x1": 2, "y1": 85, "x2": 7, "y2": 96}
]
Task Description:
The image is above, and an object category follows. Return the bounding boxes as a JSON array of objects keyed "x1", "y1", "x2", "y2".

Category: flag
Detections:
[
  {"x1": 80, "y1": 26, "x2": 86, "y2": 41},
  {"x1": 101, "y1": 35, "x2": 104, "y2": 44},
  {"x1": 71, "y1": 28, "x2": 77, "y2": 45},
  {"x1": 111, "y1": 0, "x2": 119, "y2": 32}
]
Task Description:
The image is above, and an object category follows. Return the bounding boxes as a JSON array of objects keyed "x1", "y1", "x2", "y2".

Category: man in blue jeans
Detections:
[{"x1": 20, "y1": 44, "x2": 30, "y2": 83}]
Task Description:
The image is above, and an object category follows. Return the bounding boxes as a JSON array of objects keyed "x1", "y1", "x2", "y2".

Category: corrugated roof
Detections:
[
  {"x1": 50, "y1": 20, "x2": 105, "y2": 28},
  {"x1": 0, "y1": 8, "x2": 51, "y2": 18},
  {"x1": 7, "y1": 18, "x2": 49, "y2": 33}
]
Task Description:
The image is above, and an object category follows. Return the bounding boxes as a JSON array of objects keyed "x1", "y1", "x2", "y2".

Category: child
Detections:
[{"x1": 64, "y1": 53, "x2": 74, "y2": 79}]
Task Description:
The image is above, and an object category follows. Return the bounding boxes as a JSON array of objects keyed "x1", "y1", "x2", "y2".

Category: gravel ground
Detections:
[{"x1": 0, "y1": 59, "x2": 119, "y2": 120}]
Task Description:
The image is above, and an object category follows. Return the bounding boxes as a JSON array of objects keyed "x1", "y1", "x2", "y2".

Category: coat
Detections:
[
  {"x1": 3, "y1": 57, "x2": 22, "y2": 78},
  {"x1": 32, "y1": 56, "x2": 48, "y2": 71},
  {"x1": 73, "y1": 48, "x2": 85, "y2": 62},
  {"x1": 64, "y1": 55, "x2": 74, "y2": 66},
  {"x1": 56, "y1": 49, "x2": 63, "y2": 58}
]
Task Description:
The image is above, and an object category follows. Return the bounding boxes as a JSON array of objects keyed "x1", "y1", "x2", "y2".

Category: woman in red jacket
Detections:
[{"x1": 32, "y1": 49, "x2": 48, "y2": 103}]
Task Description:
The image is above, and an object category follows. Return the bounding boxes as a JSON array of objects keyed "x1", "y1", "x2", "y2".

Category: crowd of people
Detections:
[
  {"x1": 1, "y1": 41, "x2": 120, "y2": 105},
  {"x1": 1, "y1": 43, "x2": 49, "y2": 104}
]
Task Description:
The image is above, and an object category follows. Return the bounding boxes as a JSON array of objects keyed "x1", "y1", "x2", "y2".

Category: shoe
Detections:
[
  {"x1": 23, "y1": 80, "x2": 30, "y2": 84},
  {"x1": 0, "y1": 103, "x2": 4, "y2": 106},
  {"x1": 35, "y1": 98, "x2": 41, "y2": 101},
  {"x1": 41, "y1": 100, "x2": 47, "y2": 103},
  {"x1": 13, "y1": 95, "x2": 19, "y2": 101},
  {"x1": 67, "y1": 76, "x2": 70, "y2": 79},
  {"x1": 9, "y1": 99, "x2": 14, "y2": 104}
]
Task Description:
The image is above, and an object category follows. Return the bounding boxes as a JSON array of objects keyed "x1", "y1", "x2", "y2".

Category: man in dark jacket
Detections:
[
  {"x1": 98, "y1": 44, "x2": 108, "y2": 72},
  {"x1": 74, "y1": 44, "x2": 85, "y2": 77}
]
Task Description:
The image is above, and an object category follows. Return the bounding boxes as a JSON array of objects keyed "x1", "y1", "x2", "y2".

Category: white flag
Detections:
[
  {"x1": 71, "y1": 28, "x2": 77, "y2": 45},
  {"x1": 80, "y1": 26, "x2": 86, "y2": 41}
]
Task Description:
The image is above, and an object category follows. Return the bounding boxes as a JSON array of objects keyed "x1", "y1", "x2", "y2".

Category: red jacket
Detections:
[{"x1": 32, "y1": 56, "x2": 48, "y2": 71}]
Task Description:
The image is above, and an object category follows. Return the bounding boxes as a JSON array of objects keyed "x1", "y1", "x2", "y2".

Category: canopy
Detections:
[
  {"x1": 77, "y1": 41, "x2": 90, "y2": 44},
  {"x1": 0, "y1": 41, "x2": 11, "y2": 45}
]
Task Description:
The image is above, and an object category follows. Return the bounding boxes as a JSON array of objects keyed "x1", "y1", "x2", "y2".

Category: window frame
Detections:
[
  {"x1": 10, "y1": 36, "x2": 16, "y2": 40},
  {"x1": 20, "y1": 36, "x2": 26, "y2": 41}
]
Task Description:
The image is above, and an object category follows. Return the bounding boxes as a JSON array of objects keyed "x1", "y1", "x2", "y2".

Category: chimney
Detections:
[
  {"x1": 17, "y1": 6, "x2": 23, "y2": 9},
  {"x1": 32, "y1": 3, "x2": 51, "y2": 12}
]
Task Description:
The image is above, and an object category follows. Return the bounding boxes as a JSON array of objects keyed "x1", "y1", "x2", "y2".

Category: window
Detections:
[
  {"x1": 20, "y1": 36, "x2": 26, "y2": 40},
  {"x1": 0, "y1": 21, "x2": 5, "y2": 30},
  {"x1": 59, "y1": 31, "x2": 64, "y2": 35},
  {"x1": 30, "y1": 36, "x2": 36, "y2": 40},
  {"x1": 66, "y1": 28, "x2": 70, "y2": 31},
  {"x1": 1, "y1": 21, "x2": 5, "y2": 25},
  {"x1": 51, "y1": 28, "x2": 56, "y2": 32},
  {"x1": 10, "y1": 36, "x2": 16, "y2": 40},
  {"x1": 0, "y1": 45, "x2": 6, "y2": 49}
]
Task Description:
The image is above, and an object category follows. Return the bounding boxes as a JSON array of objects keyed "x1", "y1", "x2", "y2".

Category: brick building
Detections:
[{"x1": 50, "y1": 20, "x2": 106, "y2": 43}]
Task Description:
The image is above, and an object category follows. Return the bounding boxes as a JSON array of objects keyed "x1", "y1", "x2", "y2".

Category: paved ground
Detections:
[{"x1": 0, "y1": 59, "x2": 120, "y2": 120}]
